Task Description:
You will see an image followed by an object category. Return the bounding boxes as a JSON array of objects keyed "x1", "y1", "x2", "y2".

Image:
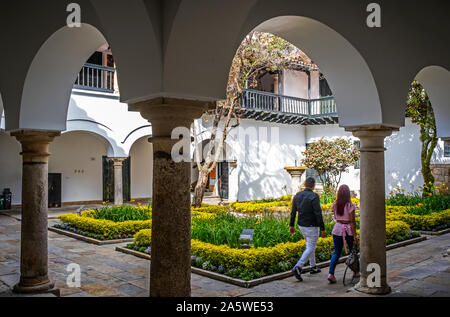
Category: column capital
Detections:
[
  {"x1": 11, "y1": 130, "x2": 60, "y2": 163},
  {"x1": 129, "y1": 97, "x2": 214, "y2": 137},
  {"x1": 345, "y1": 125, "x2": 398, "y2": 137},
  {"x1": 110, "y1": 157, "x2": 127, "y2": 168},
  {"x1": 345, "y1": 126, "x2": 398, "y2": 152}
]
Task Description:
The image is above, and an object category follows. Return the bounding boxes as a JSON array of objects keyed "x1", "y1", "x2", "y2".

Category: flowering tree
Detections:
[
  {"x1": 301, "y1": 138, "x2": 360, "y2": 191},
  {"x1": 192, "y1": 32, "x2": 316, "y2": 206},
  {"x1": 406, "y1": 80, "x2": 437, "y2": 196}
]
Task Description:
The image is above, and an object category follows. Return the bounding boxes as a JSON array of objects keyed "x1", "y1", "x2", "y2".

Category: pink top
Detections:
[{"x1": 331, "y1": 201, "x2": 355, "y2": 236}]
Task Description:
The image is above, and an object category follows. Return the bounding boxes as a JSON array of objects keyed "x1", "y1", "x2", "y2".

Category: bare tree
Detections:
[{"x1": 191, "y1": 32, "x2": 317, "y2": 206}]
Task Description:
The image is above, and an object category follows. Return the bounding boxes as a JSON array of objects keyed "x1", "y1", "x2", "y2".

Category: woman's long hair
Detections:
[{"x1": 336, "y1": 184, "x2": 351, "y2": 216}]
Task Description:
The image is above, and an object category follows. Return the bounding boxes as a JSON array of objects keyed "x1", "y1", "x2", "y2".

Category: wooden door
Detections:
[{"x1": 48, "y1": 173, "x2": 61, "y2": 208}]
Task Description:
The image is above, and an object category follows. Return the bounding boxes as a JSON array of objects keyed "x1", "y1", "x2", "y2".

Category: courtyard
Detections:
[
  {"x1": 0, "y1": 202, "x2": 449, "y2": 298},
  {"x1": 0, "y1": 1, "x2": 449, "y2": 301}
]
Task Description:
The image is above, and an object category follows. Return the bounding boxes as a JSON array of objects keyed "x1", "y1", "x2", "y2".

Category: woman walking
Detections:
[{"x1": 327, "y1": 184, "x2": 360, "y2": 283}]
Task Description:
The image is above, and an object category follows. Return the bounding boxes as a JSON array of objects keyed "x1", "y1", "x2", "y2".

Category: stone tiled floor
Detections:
[{"x1": 0, "y1": 214, "x2": 449, "y2": 297}]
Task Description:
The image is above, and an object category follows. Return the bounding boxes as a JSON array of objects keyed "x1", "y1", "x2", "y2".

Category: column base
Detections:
[
  {"x1": 13, "y1": 278, "x2": 56, "y2": 294},
  {"x1": 354, "y1": 282, "x2": 391, "y2": 295}
]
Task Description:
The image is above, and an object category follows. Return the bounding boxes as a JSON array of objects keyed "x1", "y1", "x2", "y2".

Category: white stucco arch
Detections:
[
  {"x1": 129, "y1": 134, "x2": 153, "y2": 199},
  {"x1": 166, "y1": 12, "x2": 381, "y2": 127},
  {"x1": 63, "y1": 123, "x2": 120, "y2": 158},
  {"x1": 251, "y1": 16, "x2": 382, "y2": 128},
  {"x1": 89, "y1": 0, "x2": 163, "y2": 103},
  {"x1": 415, "y1": 66, "x2": 450, "y2": 138},
  {"x1": 121, "y1": 126, "x2": 153, "y2": 156},
  {"x1": 19, "y1": 24, "x2": 107, "y2": 131}
]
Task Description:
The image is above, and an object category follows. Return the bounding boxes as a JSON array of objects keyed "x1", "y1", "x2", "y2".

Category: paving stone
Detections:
[
  {"x1": 396, "y1": 267, "x2": 437, "y2": 280},
  {"x1": 129, "y1": 278, "x2": 149, "y2": 290},
  {"x1": 0, "y1": 273, "x2": 19, "y2": 287},
  {"x1": 117, "y1": 283, "x2": 146, "y2": 296},
  {"x1": 110, "y1": 271, "x2": 144, "y2": 281},
  {"x1": 80, "y1": 283, "x2": 119, "y2": 296}
]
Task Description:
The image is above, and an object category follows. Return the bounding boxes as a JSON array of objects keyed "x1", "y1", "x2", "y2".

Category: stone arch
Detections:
[{"x1": 415, "y1": 66, "x2": 450, "y2": 138}]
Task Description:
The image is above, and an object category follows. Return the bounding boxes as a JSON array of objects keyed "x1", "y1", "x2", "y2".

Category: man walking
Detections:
[{"x1": 289, "y1": 177, "x2": 326, "y2": 281}]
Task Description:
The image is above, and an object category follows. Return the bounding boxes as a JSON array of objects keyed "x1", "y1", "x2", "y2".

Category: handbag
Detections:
[{"x1": 343, "y1": 245, "x2": 360, "y2": 286}]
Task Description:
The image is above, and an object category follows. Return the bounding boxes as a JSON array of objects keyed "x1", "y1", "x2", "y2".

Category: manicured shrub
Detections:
[
  {"x1": 134, "y1": 229, "x2": 152, "y2": 247},
  {"x1": 57, "y1": 214, "x2": 152, "y2": 239},
  {"x1": 191, "y1": 205, "x2": 228, "y2": 214},
  {"x1": 386, "y1": 209, "x2": 450, "y2": 231}
]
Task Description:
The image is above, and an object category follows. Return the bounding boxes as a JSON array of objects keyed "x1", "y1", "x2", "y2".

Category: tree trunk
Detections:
[
  {"x1": 192, "y1": 169, "x2": 210, "y2": 207},
  {"x1": 421, "y1": 127, "x2": 438, "y2": 196}
]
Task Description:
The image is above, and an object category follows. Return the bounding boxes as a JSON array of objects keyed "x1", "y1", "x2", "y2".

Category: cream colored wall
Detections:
[
  {"x1": 49, "y1": 131, "x2": 107, "y2": 203},
  {"x1": 282, "y1": 68, "x2": 308, "y2": 98},
  {"x1": 130, "y1": 136, "x2": 153, "y2": 199}
]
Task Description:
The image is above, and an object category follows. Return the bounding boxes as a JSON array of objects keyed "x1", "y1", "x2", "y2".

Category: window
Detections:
[
  {"x1": 445, "y1": 141, "x2": 450, "y2": 157},
  {"x1": 355, "y1": 140, "x2": 360, "y2": 169}
]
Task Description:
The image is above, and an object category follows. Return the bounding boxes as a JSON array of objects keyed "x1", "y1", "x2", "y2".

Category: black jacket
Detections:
[{"x1": 290, "y1": 188, "x2": 325, "y2": 231}]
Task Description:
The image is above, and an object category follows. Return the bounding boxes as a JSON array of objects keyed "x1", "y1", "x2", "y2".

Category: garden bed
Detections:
[
  {"x1": 49, "y1": 226, "x2": 134, "y2": 245},
  {"x1": 116, "y1": 207, "x2": 421, "y2": 285},
  {"x1": 51, "y1": 205, "x2": 218, "y2": 244},
  {"x1": 50, "y1": 205, "x2": 153, "y2": 244},
  {"x1": 115, "y1": 235, "x2": 426, "y2": 288}
]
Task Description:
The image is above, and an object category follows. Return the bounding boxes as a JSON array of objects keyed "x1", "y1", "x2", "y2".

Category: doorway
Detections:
[
  {"x1": 102, "y1": 156, "x2": 131, "y2": 203},
  {"x1": 48, "y1": 173, "x2": 61, "y2": 208}
]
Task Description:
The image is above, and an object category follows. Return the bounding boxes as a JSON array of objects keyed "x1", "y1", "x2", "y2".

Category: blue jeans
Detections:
[{"x1": 329, "y1": 234, "x2": 354, "y2": 275}]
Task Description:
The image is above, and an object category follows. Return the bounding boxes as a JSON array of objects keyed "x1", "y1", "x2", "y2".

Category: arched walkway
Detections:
[
  {"x1": 49, "y1": 131, "x2": 109, "y2": 204},
  {"x1": 415, "y1": 66, "x2": 450, "y2": 139}
]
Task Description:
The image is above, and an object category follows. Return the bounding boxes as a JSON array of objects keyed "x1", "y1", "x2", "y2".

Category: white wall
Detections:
[
  {"x1": 68, "y1": 90, "x2": 151, "y2": 156},
  {"x1": 282, "y1": 68, "x2": 308, "y2": 98},
  {"x1": 0, "y1": 132, "x2": 22, "y2": 205},
  {"x1": 130, "y1": 136, "x2": 153, "y2": 199},
  {"x1": 226, "y1": 119, "x2": 307, "y2": 201},
  {"x1": 49, "y1": 131, "x2": 107, "y2": 203}
]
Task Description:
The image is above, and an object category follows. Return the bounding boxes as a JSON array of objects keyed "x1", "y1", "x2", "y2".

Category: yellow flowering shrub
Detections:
[
  {"x1": 57, "y1": 214, "x2": 152, "y2": 238},
  {"x1": 191, "y1": 205, "x2": 228, "y2": 214},
  {"x1": 80, "y1": 209, "x2": 97, "y2": 218},
  {"x1": 385, "y1": 221, "x2": 411, "y2": 240},
  {"x1": 191, "y1": 238, "x2": 333, "y2": 272},
  {"x1": 386, "y1": 209, "x2": 450, "y2": 231},
  {"x1": 229, "y1": 201, "x2": 290, "y2": 214},
  {"x1": 134, "y1": 229, "x2": 152, "y2": 247}
]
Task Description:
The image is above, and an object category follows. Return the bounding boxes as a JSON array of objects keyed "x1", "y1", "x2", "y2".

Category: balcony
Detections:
[
  {"x1": 74, "y1": 63, "x2": 116, "y2": 93},
  {"x1": 241, "y1": 89, "x2": 338, "y2": 125}
]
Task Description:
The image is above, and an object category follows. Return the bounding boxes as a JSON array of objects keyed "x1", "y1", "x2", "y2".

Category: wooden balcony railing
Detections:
[
  {"x1": 74, "y1": 63, "x2": 115, "y2": 93},
  {"x1": 241, "y1": 89, "x2": 337, "y2": 117}
]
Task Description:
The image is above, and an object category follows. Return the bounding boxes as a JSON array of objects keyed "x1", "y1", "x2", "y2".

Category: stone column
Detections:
[
  {"x1": 10, "y1": 130, "x2": 60, "y2": 293},
  {"x1": 284, "y1": 166, "x2": 307, "y2": 195},
  {"x1": 111, "y1": 157, "x2": 127, "y2": 205},
  {"x1": 347, "y1": 127, "x2": 395, "y2": 295},
  {"x1": 129, "y1": 97, "x2": 212, "y2": 297}
]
